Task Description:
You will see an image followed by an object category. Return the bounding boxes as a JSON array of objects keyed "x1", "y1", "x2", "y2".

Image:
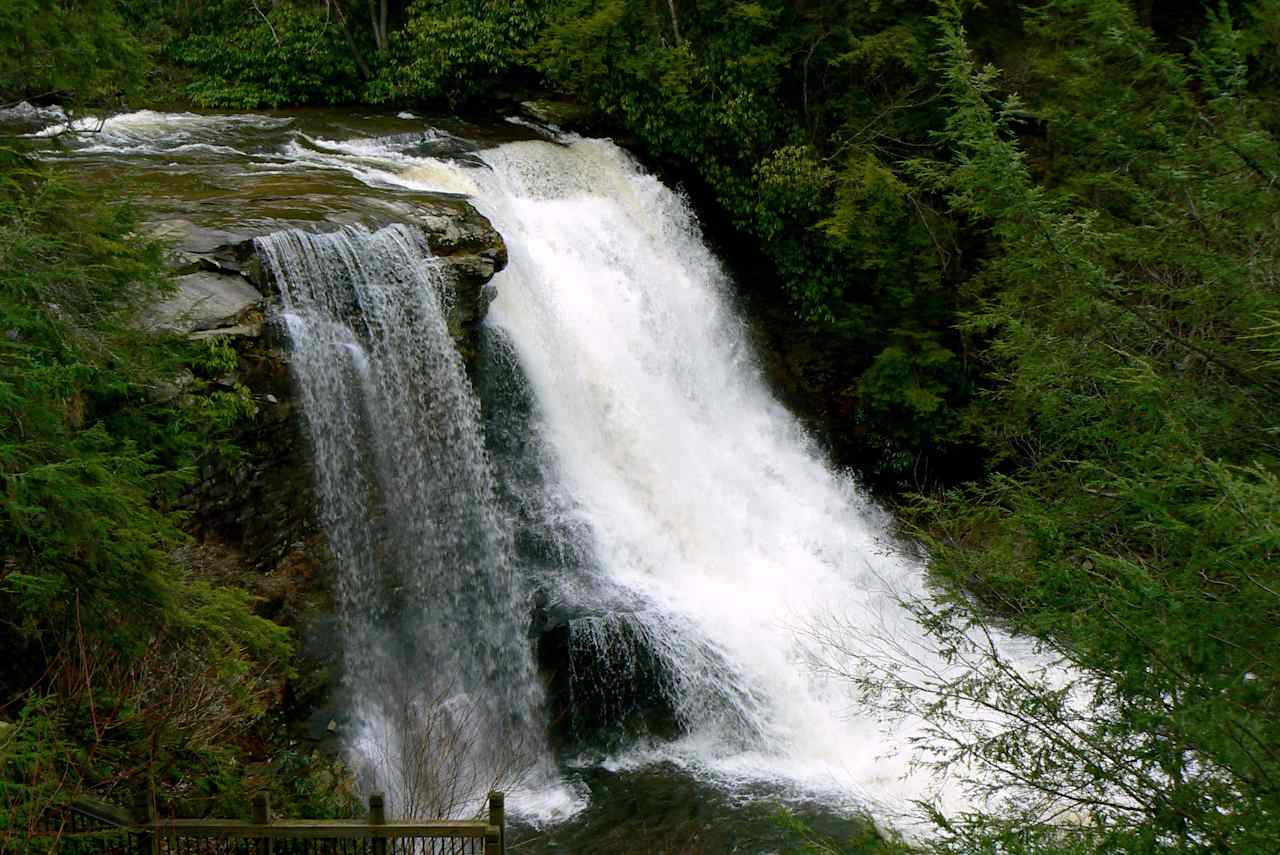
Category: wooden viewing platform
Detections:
[{"x1": 31, "y1": 791, "x2": 506, "y2": 855}]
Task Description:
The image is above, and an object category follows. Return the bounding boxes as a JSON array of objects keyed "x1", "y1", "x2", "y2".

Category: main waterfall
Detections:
[
  {"x1": 463, "y1": 139, "x2": 942, "y2": 810},
  {"x1": 256, "y1": 225, "x2": 548, "y2": 818},
  {"x1": 277, "y1": 130, "x2": 971, "y2": 816}
]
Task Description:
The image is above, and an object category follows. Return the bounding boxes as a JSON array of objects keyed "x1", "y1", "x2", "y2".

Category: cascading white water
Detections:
[
  {"x1": 34, "y1": 110, "x2": 290, "y2": 157},
  {"x1": 255, "y1": 225, "x2": 549, "y2": 818},
  {"x1": 458, "y1": 138, "x2": 949, "y2": 811},
  {"x1": 285, "y1": 131, "x2": 984, "y2": 815}
]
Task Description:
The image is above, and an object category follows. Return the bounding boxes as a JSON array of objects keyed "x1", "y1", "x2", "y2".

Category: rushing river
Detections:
[{"x1": 23, "y1": 108, "x2": 1040, "y2": 847}]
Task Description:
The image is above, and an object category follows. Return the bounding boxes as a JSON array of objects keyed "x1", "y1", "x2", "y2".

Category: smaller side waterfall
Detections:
[{"x1": 255, "y1": 224, "x2": 545, "y2": 818}]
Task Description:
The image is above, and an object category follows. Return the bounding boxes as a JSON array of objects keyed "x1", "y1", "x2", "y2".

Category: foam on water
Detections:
[
  {"x1": 282, "y1": 137, "x2": 481, "y2": 196},
  {"x1": 33, "y1": 110, "x2": 291, "y2": 153}
]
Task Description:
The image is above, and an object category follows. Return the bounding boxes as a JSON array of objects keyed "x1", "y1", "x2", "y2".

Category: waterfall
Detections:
[
  {"x1": 282, "y1": 132, "x2": 982, "y2": 813},
  {"x1": 40, "y1": 108, "x2": 1058, "y2": 832},
  {"x1": 458, "y1": 138, "x2": 952, "y2": 810},
  {"x1": 255, "y1": 225, "x2": 545, "y2": 818}
]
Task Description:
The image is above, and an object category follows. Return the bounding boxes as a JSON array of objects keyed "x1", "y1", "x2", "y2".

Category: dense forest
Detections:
[{"x1": 2, "y1": 0, "x2": 1279, "y2": 851}]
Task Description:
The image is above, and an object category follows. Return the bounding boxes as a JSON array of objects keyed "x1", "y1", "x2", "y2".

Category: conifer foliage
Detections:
[
  {"x1": 4, "y1": 0, "x2": 1280, "y2": 849},
  {"x1": 1, "y1": 4, "x2": 294, "y2": 843}
]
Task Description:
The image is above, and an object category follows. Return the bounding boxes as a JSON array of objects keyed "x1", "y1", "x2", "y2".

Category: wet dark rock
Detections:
[
  {"x1": 519, "y1": 100, "x2": 593, "y2": 131},
  {"x1": 537, "y1": 612, "x2": 682, "y2": 754},
  {"x1": 0, "y1": 101, "x2": 66, "y2": 134}
]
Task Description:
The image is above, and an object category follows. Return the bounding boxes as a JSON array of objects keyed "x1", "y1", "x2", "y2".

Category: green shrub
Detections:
[
  {"x1": 372, "y1": 0, "x2": 542, "y2": 106},
  {"x1": 172, "y1": 3, "x2": 362, "y2": 108},
  {"x1": 0, "y1": 148, "x2": 289, "y2": 828}
]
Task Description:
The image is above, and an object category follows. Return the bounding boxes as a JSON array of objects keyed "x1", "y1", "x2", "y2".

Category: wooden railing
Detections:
[
  {"x1": 33, "y1": 792, "x2": 505, "y2": 855},
  {"x1": 34, "y1": 795, "x2": 138, "y2": 837}
]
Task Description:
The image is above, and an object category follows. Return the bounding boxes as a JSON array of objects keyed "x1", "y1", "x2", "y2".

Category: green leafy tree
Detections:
[
  {"x1": 0, "y1": 0, "x2": 142, "y2": 109},
  {"x1": 806, "y1": 0, "x2": 1280, "y2": 849},
  {"x1": 370, "y1": 0, "x2": 542, "y2": 105},
  {"x1": 0, "y1": 147, "x2": 294, "y2": 838},
  {"x1": 172, "y1": 2, "x2": 364, "y2": 108},
  {"x1": 532, "y1": 0, "x2": 974, "y2": 481}
]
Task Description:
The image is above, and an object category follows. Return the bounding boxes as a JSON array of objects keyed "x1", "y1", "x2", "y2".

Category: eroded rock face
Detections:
[
  {"x1": 155, "y1": 198, "x2": 508, "y2": 540},
  {"x1": 416, "y1": 204, "x2": 509, "y2": 334},
  {"x1": 145, "y1": 199, "x2": 506, "y2": 354}
]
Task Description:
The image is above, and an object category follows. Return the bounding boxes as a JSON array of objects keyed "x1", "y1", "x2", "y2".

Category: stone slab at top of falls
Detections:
[
  {"x1": 138, "y1": 178, "x2": 507, "y2": 345},
  {"x1": 16, "y1": 109, "x2": 541, "y2": 343}
]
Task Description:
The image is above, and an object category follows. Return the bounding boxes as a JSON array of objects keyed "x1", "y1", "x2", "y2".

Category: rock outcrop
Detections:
[
  {"x1": 146, "y1": 197, "x2": 506, "y2": 351},
  {"x1": 537, "y1": 612, "x2": 683, "y2": 753},
  {"x1": 0, "y1": 101, "x2": 67, "y2": 134},
  {"x1": 143, "y1": 270, "x2": 265, "y2": 337}
]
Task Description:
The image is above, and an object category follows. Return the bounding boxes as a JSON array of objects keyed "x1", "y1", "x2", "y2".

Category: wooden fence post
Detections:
[
  {"x1": 252, "y1": 793, "x2": 272, "y2": 855},
  {"x1": 488, "y1": 791, "x2": 505, "y2": 855},
  {"x1": 146, "y1": 745, "x2": 162, "y2": 855},
  {"x1": 140, "y1": 793, "x2": 160, "y2": 855},
  {"x1": 369, "y1": 792, "x2": 387, "y2": 855}
]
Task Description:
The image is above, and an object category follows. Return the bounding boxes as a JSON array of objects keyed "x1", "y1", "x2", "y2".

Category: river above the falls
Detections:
[{"x1": 20, "y1": 107, "x2": 1043, "y2": 849}]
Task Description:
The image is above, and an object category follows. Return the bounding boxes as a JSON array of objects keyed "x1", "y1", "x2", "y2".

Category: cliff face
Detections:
[{"x1": 150, "y1": 200, "x2": 508, "y2": 743}]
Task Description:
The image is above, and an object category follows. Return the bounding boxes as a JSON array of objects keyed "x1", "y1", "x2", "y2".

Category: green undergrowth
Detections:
[{"x1": 0, "y1": 145, "x2": 354, "y2": 845}]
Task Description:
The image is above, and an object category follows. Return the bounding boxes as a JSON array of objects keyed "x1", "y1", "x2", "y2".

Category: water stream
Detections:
[
  {"x1": 285, "y1": 130, "x2": 961, "y2": 818},
  {"x1": 450, "y1": 138, "x2": 946, "y2": 812}
]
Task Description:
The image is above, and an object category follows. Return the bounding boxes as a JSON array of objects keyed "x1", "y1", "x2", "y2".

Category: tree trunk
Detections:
[
  {"x1": 368, "y1": 0, "x2": 387, "y2": 51},
  {"x1": 667, "y1": 0, "x2": 682, "y2": 45},
  {"x1": 332, "y1": 0, "x2": 373, "y2": 78}
]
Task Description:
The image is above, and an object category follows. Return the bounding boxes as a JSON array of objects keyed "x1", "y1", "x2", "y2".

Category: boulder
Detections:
[
  {"x1": 0, "y1": 101, "x2": 66, "y2": 134},
  {"x1": 538, "y1": 611, "x2": 682, "y2": 752},
  {"x1": 148, "y1": 219, "x2": 254, "y2": 257},
  {"x1": 143, "y1": 271, "x2": 264, "y2": 336}
]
